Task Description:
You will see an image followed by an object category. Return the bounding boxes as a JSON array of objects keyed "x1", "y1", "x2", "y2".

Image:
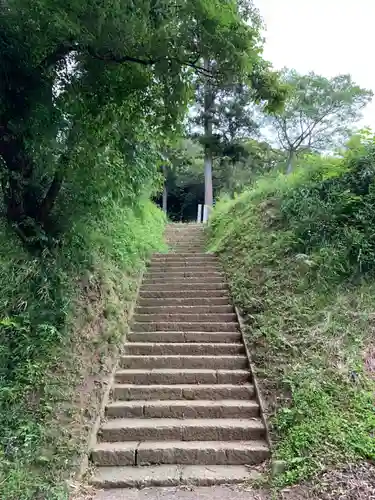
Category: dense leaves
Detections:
[
  {"x1": 0, "y1": 0, "x2": 285, "y2": 246},
  {"x1": 267, "y1": 69, "x2": 373, "y2": 172}
]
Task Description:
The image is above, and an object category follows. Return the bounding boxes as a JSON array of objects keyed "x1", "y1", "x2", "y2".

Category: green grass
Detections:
[
  {"x1": 0, "y1": 199, "x2": 166, "y2": 500},
  {"x1": 208, "y1": 153, "x2": 375, "y2": 486}
]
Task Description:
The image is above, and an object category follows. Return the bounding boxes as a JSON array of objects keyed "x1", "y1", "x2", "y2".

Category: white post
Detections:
[
  {"x1": 203, "y1": 204, "x2": 209, "y2": 223},
  {"x1": 197, "y1": 204, "x2": 202, "y2": 223}
]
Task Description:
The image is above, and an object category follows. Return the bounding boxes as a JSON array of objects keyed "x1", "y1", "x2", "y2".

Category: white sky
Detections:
[{"x1": 255, "y1": 0, "x2": 375, "y2": 128}]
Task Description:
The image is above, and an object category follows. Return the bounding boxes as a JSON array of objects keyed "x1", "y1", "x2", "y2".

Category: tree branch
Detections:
[{"x1": 38, "y1": 43, "x2": 75, "y2": 71}]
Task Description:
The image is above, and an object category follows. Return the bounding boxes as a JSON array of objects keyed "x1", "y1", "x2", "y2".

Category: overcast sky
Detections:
[{"x1": 255, "y1": 0, "x2": 375, "y2": 128}]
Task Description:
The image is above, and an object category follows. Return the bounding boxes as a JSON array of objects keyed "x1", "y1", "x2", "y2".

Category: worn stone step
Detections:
[
  {"x1": 142, "y1": 277, "x2": 224, "y2": 285},
  {"x1": 114, "y1": 369, "x2": 250, "y2": 385},
  {"x1": 149, "y1": 261, "x2": 218, "y2": 267},
  {"x1": 125, "y1": 342, "x2": 244, "y2": 356},
  {"x1": 90, "y1": 464, "x2": 261, "y2": 489},
  {"x1": 119, "y1": 355, "x2": 248, "y2": 370},
  {"x1": 147, "y1": 266, "x2": 220, "y2": 274},
  {"x1": 127, "y1": 331, "x2": 242, "y2": 343},
  {"x1": 136, "y1": 305, "x2": 234, "y2": 315},
  {"x1": 145, "y1": 271, "x2": 223, "y2": 280},
  {"x1": 112, "y1": 383, "x2": 255, "y2": 401},
  {"x1": 168, "y1": 246, "x2": 207, "y2": 251},
  {"x1": 134, "y1": 313, "x2": 237, "y2": 323},
  {"x1": 141, "y1": 282, "x2": 227, "y2": 291},
  {"x1": 99, "y1": 418, "x2": 265, "y2": 442},
  {"x1": 166, "y1": 243, "x2": 207, "y2": 248},
  {"x1": 92, "y1": 439, "x2": 268, "y2": 467},
  {"x1": 152, "y1": 254, "x2": 216, "y2": 261},
  {"x1": 132, "y1": 322, "x2": 239, "y2": 332},
  {"x1": 139, "y1": 290, "x2": 230, "y2": 299},
  {"x1": 138, "y1": 297, "x2": 231, "y2": 307},
  {"x1": 105, "y1": 399, "x2": 259, "y2": 419}
]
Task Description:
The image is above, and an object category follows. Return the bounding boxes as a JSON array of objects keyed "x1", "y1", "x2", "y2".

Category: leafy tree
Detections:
[
  {"x1": 1, "y1": 0, "x2": 281, "y2": 245},
  {"x1": 268, "y1": 69, "x2": 373, "y2": 172},
  {"x1": 190, "y1": 1, "x2": 286, "y2": 211}
]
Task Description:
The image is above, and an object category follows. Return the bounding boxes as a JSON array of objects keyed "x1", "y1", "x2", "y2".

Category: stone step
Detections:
[
  {"x1": 149, "y1": 261, "x2": 218, "y2": 267},
  {"x1": 166, "y1": 242, "x2": 207, "y2": 247},
  {"x1": 112, "y1": 383, "x2": 255, "y2": 401},
  {"x1": 92, "y1": 440, "x2": 268, "y2": 468},
  {"x1": 136, "y1": 305, "x2": 234, "y2": 314},
  {"x1": 125, "y1": 342, "x2": 244, "y2": 356},
  {"x1": 105, "y1": 399, "x2": 259, "y2": 419},
  {"x1": 139, "y1": 290, "x2": 230, "y2": 299},
  {"x1": 168, "y1": 246, "x2": 207, "y2": 251},
  {"x1": 114, "y1": 369, "x2": 250, "y2": 385},
  {"x1": 98, "y1": 418, "x2": 265, "y2": 442},
  {"x1": 138, "y1": 297, "x2": 231, "y2": 307},
  {"x1": 134, "y1": 313, "x2": 237, "y2": 323},
  {"x1": 147, "y1": 266, "x2": 220, "y2": 273},
  {"x1": 90, "y1": 464, "x2": 260, "y2": 489},
  {"x1": 141, "y1": 282, "x2": 227, "y2": 291},
  {"x1": 119, "y1": 355, "x2": 248, "y2": 370},
  {"x1": 127, "y1": 331, "x2": 242, "y2": 343},
  {"x1": 142, "y1": 277, "x2": 224, "y2": 285},
  {"x1": 152, "y1": 254, "x2": 217, "y2": 261},
  {"x1": 132, "y1": 322, "x2": 239, "y2": 332},
  {"x1": 144, "y1": 271, "x2": 223, "y2": 279}
]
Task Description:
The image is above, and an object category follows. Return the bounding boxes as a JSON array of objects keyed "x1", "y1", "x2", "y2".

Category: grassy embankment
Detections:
[
  {"x1": 209, "y1": 147, "x2": 375, "y2": 486},
  {"x1": 0, "y1": 200, "x2": 166, "y2": 500}
]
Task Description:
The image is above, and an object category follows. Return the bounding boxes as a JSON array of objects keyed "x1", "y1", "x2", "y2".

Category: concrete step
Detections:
[
  {"x1": 127, "y1": 332, "x2": 242, "y2": 343},
  {"x1": 142, "y1": 277, "x2": 224, "y2": 285},
  {"x1": 144, "y1": 272, "x2": 223, "y2": 279},
  {"x1": 119, "y1": 355, "x2": 248, "y2": 370},
  {"x1": 138, "y1": 297, "x2": 231, "y2": 307},
  {"x1": 92, "y1": 440, "x2": 268, "y2": 467},
  {"x1": 114, "y1": 369, "x2": 250, "y2": 385},
  {"x1": 132, "y1": 322, "x2": 239, "y2": 332},
  {"x1": 141, "y1": 282, "x2": 227, "y2": 291},
  {"x1": 125, "y1": 342, "x2": 244, "y2": 356},
  {"x1": 166, "y1": 245, "x2": 207, "y2": 249},
  {"x1": 147, "y1": 266, "x2": 220, "y2": 273},
  {"x1": 136, "y1": 305, "x2": 234, "y2": 314},
  {"x1": 98, "y1": 418, "x2": 265, "y2": 442},
  {"x1": 112, "y1": 383, "x2": 255, "y2": 401},
  {"x1": 139, "y1": 290, "x2": 230, "y2": 299},
  {"x1": 168, "y1": 246, "x2": 207, "y2": 251},
  {"x1": 152, "y1": 254, "x2": 217, "y2": 261},
  {"x1": 134, "y1": 313, "x2": 237, "y2": 323},
  {"x1": 105, "y1": 399, "x2": 259, "y2": 419},
  {"x1": 90, "y1": 464, "x2": 260, "y2": 488}
]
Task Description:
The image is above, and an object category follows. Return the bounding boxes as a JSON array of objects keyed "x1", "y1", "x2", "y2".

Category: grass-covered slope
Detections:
[
  {"x1": 0, "y1": 199, "x2": 166, "y2": 500},
  {"x1": 208, "y1": 139, "x2": 375, "y2": 486}
]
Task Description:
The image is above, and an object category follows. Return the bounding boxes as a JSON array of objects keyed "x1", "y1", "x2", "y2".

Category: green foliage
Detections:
[
  {"x1": 0, "y1": 199, "x2": 166, "y2": 500},
  {"x1": 208, "y1": 133, "x2": 375, "y2": 486},
  {"x1": 0, "y1": 0, "x2": 285, "y2": 245},
  {"x1": 268, "y1": 69, "x2": 373, "y2": 170}
]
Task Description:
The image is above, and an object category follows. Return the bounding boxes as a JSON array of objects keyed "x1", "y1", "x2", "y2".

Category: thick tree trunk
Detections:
[
  {"x1": 203, "y1": 58, "x2": 213, "y2": 208},
  {"x1": 0, "y1": 131, "x2": 33, "y2": 223},
  {"x1": 286, "y1": 150, "x2": 295, "y2": 174},
  {"x1": 162, "y1": 164, "x2": 168, "y2": 214}
]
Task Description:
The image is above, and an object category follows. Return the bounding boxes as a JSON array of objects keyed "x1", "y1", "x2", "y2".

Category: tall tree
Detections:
[
  {"x1": 191, "y1": 1, "x2": 285, "y2": 210},
  {"x1": 268, "y1": 69, "x2": 373, "y2": 172},
  {"x1": 0, "y1": 0, "x2": 285, "y2": 244}
]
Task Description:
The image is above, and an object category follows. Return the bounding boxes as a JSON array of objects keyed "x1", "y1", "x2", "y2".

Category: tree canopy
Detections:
[
  {"x1": 267, "y1": 69, "x2": 373, "y2": 172},
  {"x1": 0, "y1": 0, "x2": 285, "y2": 246}
]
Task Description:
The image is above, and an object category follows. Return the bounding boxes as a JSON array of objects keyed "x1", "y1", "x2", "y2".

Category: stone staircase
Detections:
[{"x1": 90, "y1": 223, "x2": 270, "y2": 489}]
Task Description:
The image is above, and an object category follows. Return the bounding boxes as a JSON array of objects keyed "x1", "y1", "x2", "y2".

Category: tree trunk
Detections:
[
  {"x1": 162, "y1": 165, "x2": 168, "y2": 214},
  {"x1": 0, "y1": 131, "x2": 33, "y2": 223},
  {"x1": 286, "y1": 150, "x2": 295, "y2": 174},
  {"x1": 203, "y1": 58, "x2": 213, "y2": 208}
]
